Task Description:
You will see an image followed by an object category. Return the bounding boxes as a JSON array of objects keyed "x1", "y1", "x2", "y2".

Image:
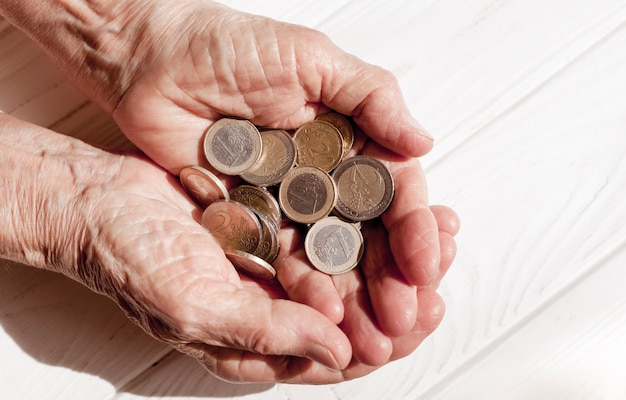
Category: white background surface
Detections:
[{"x1": 2, "y1": 0, "x2": 626, "y2": 398}]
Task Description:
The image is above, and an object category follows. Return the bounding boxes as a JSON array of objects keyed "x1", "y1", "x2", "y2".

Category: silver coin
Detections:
[
  {"x1": 203, "y1": 118, "x2": 262, "y2": 175},
  {"x1": 278, "y1": 166, "x2": 337, "y2": 224},
  {"x1": 240, "y1": 129, "x2": 296, "y2": 186},
  {"x1": 228, "y1": 185, "x2": 282, "y2": 229},
  {"x1": 179, "y1": 165, "x2": 229, "y2": 208},
  {"x1": 225, "y1": 249, "x2": 276, "y2": 279},
  {"x1": 304, "y1": 217, "x2": 364, "y2": 275},
  {"x1": 332, "y1": 155, "x2": 394, "y2": 221},
  {"x1": 201, "y1": 200, "x2": 261, "y2": 254}
]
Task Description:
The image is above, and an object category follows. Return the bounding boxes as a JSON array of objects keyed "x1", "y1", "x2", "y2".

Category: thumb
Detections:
[{"x1": 178, "y1": 288, "x2": 352, "y2": 381}]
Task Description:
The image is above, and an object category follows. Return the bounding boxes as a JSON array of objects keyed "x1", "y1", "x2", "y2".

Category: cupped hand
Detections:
[
  {"x1": 65, "y1": 142, "x2": 456, "y2": 384},
  {"x1": 63, "y1": 146, "x2": 356, "y2": 381},
  {"x1": 98, "y1": 0, "x2": 457, "y2": 376},
  {"x1": 109, "y1": 0, "x2": 434, "y2": 175},
  {"x1": 44, "y1": 0, "x2": 459, "y2": 381}
]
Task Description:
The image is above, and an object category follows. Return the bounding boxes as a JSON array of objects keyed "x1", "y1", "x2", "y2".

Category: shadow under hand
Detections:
[{"x1": 0, "y1": 260, "x2": 272, "y2": 398}]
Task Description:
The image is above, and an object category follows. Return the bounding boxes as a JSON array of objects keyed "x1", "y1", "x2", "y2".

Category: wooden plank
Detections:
[
  {"x1": 1, "y1": 0, "x2": 626, "y2": 398},
  {"x1": 429, "y1": 243, "x2": 626, "y2": 399},
  {"x1": 0, "y1": 261, "x2": 173, "y2": 399},
  {"x1": 407, "y1": 14, "x2": 626, "y2": 400}
]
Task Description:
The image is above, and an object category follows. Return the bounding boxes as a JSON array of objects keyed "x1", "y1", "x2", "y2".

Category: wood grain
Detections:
[{"x1": 1, "y1": 0, "x2": 625, "y2": 398}]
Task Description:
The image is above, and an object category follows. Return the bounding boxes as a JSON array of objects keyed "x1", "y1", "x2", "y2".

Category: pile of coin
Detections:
[{"x1": 179, "y1": 113, "x2": 395, "y2": 279}]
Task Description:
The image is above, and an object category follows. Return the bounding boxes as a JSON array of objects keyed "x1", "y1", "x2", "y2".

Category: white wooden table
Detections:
[{"x1": 2, "y1": 0, "x2": 626, "y2": 398}]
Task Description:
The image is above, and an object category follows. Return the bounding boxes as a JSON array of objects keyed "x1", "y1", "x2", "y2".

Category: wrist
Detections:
[
  {"x1": 0, "y1": 114, "x2": 121, "y2": 280},
  {"x1": 0, "y1": 0, "x2": 158, "y2": 112},
  {"x1": 0, "y1": 0, "x2": 228, "y2": 114}
]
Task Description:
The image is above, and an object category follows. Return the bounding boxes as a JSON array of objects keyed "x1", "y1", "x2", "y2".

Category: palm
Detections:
[
  {"x1": 82, "y1": 150, "x2": 454, "y2": 383},
  {"x1": 84, "y1": 153, "x2": 352, "y2": 379}
]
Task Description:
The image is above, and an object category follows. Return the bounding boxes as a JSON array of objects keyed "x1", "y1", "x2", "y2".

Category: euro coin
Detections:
[
  {"x1": 203, "y1": 118, "x2": 262, "y2": 175},
  {"x1": 179, "y1": 165, "x2": 229, "y2": 208},
  {"x1": 315, "y1": 112, "x2": 354, "y2": 157},
  {"x1": 201, "y1": 200, "x2": 262, "y2": 254},
  {"x1": 228, "y1": 185, "x2": 282, "y2": 229},
  {"x1": 293, "y1": 120, "x2": 344, "y2": 172},
  {"x1": 278, "y1": 166, "x2": 337, "y2": 224},
  {"x1": 225, "y1": 249, "x2": 276, "y2": 279},
  {"x1": 240, "y1": 129, "x2": 296, "y2": 186},
  {"x1": 332, "y1": 156, "x2": 394, "y2": 221},
  {"x1": 304, "y1": 217, "x2": 364, "y2": 275},
  {"x1": 251, "y1": 212, "x2": 280, "y2": 263}
]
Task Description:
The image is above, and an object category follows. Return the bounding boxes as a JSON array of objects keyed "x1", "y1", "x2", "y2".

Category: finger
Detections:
[
  {"x1": 314, "y1": 43, "x2": 434, "y2": 157},
  {"x1": 360, "y1": 206, "x2": 457, "y2": 337},
  {"x1": 174, "y1": 282, "x2": 352, "y2": 373},
  {"x1": 181, "y1": 344, "x2": 333, "y2": 383},
  {"x1": 183, "y1": 343, "x2": 372, "y2": 384},
  {"x1": 332, "y1": 270, "x2": 393, "y2": 366},
  {"x1": 360, "y1": 219, "x2": 417, "y2": 337},
  {"x1": 273, "y1": 224, "x2": 345, "y2": 324},
  {"x1": 430, "y1": 205, "x2": 461, "y2": 236},
  {"x1": 425, "y1": 231, "x2": 457, "y2": 291},
  {"x1": 389, "y1": 288, "x2": 446, "y2": 361},
  {"x1": 362, "y1": 144, "x2": 440, "y2": 286}
]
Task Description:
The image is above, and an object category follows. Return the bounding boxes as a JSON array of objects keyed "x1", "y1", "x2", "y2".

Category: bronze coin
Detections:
[
  {"x1": 304, "y1": 217, "x2": 364, "y2": 275},
  {"x1": 179, "y1": 165, "x2": 229, "y2": 208},
  {"x1": 201, "y1": 200, "x2": 261, "y2": 253},
  {"x1": 203, "y1": 118, "x2": 262, "y2": 175},
  {"x1": 332, "y1": 156, "x2": 394, "y2": 221},
  {"x1": 293, "y1": 120, "x2": 344, "y2": 172},
  {"x1": 316, "y1": 112, "x2": 354, "y2": 157},
  {"x1": 240, "y1": 129, "x2": 296, "y2": 186},
  {"x1": 278, "y1": 166, "x2": 337, "y2": 224}
]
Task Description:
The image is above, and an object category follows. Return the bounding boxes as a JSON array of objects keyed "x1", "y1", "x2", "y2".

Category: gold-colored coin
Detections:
[
  {"x1": 203, "y1": 118, "x2": 262, "y2": 175},
  {"x1": 278, "y1": 166, "x2": 337, "y2": 224},
  {"x1": 201, "y1": 200, "x2": 261, "y2": 254},
  {"x1": 304, "y1": 217, "x2": 364, "y2": 275},
  {"x1": 179, "y1": 165, "x2": 229, "y2": 208},
  {"x1": 315, "y1": 112, "x2": 354, "y2": 157},
  {"x1": 332, "y1": 156, "x2": 394, "y2": 221},
  {"x1": 240, "y1": 129, "x2": 296, "y2": 186},
  {"x1": 228, "y1": 185, "x2": 282, "y2": 229},
  {"x1": 293, "y1": 120, "x2": 344, "y2": 172},
  {"x1": 225, "y1": 249, "x2": 276, "y2": 279}
]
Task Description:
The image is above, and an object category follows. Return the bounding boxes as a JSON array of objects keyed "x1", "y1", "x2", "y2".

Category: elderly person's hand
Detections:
[{"x1": 0, "y1": 0, "x2": 459, "y2": 383}]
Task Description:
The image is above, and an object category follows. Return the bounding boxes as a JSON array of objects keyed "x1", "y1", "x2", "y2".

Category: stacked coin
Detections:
[{"x1": 180, "y1": 113, "x2": 394, "y2": 278}]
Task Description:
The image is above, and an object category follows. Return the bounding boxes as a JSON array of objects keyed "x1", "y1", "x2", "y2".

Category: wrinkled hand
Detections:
[
  {"x1": 97, "y1": 1, "x2": 457, "y2": 381},
  {"x1": 1, "y1": 113, "x2": 457, "y2": 384},
  {"x1": 110, "y1": 1, "x2": 434, "y2": 172},
  {"x1": 91, "y1": 156, "x2": 457, "y2": 383},
  {"x1": 15, "y1": 0, "x2": 460, "y2": 382}
]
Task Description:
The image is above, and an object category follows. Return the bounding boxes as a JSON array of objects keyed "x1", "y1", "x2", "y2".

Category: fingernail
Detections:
[
  {"x1": 305, "y1": 344, "x2": 341, "y2": 371},
  {"x1": 419, "y1": 127, "x2": 435, "y2": 142},
  {"x1": 409, "y1": 115, "x2": 435, "y2": 141}
]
